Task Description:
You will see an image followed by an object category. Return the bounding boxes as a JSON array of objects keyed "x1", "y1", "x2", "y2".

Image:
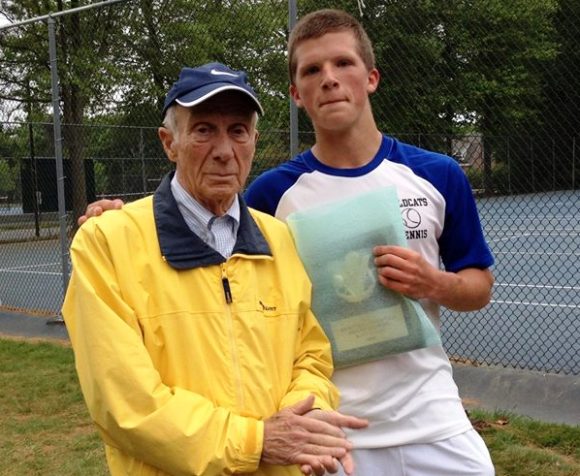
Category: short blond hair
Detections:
[{"x1": 288, "y1": 9, "x2": 375, "y2": 83}]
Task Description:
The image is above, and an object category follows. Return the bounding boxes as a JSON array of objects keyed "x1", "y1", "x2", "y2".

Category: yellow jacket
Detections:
[{"x1": 62, "y1": 173, "x2": 338, "y2": 475}]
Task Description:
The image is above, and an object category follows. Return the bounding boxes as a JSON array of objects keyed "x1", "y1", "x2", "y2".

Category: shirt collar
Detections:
[
  {"x1": 171, "y1": 173, "x2": 240, "y2": 231},
  {"x1": 154, "y1": 171, "x2": 271, "y2": 270}
]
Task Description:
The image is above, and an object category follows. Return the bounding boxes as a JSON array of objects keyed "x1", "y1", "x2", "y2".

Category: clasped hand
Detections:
[{"x1": 262, "y1": 395, "x2": 367, "y2": 475}]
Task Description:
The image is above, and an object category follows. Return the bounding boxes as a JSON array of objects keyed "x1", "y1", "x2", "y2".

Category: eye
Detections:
[
  {"x1": 230, "y1": 124, "x2": 250, "y2": 142},
  {"x1": 302, "y1": 65, "x2": 319, "y2": 76},
  {"x1": 191, "y1": 123, "x2": 213, "y2": 141},
  {"x1": 193, "y1": 124, "x2": 209, "y2": 135},
  {"x1": 337, "y1": 58, "x2": 352, "y2": 67}
]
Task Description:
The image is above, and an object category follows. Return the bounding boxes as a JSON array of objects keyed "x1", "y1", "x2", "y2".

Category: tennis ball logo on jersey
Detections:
[
  {"x1": 401, "y1": 208, "x2": 421, "y2": 229},
  {"x1": 400, "y1": 196, "x2": 429, "y2": 240}
]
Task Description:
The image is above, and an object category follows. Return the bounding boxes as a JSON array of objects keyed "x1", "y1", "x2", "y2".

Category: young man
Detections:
[
  {"x1": 244, "y1": 9, "x2": 495, "y2": 476},
  {"x1": 64, "y1": 62, "x2": 367, "y2": 476}
]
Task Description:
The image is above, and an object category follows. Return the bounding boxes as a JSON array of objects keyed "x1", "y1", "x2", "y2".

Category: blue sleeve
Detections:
[
  {"x1": 245, "y1": 160, "x2": 306, "y2": 217},
  {"x1": 244, "y1": 169, "x2": 283, "y2": 216},
  {"x1": 438, "y1": 161, "x2": 494, "y2": 272}
]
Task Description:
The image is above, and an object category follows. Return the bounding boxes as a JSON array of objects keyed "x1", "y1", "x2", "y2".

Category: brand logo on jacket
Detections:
[{"x1": 259, "y1": 301, "x2": 277, "y2": 311}]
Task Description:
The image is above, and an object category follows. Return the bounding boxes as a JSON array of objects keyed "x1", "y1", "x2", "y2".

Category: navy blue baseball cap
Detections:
[{"x1": 162, "y1": 62, "x2": 264, "y2": 117}]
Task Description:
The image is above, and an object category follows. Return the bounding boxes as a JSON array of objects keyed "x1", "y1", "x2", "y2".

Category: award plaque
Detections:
[{"x1": 287, "y1": 187, "x2": 441, "y2": 369}]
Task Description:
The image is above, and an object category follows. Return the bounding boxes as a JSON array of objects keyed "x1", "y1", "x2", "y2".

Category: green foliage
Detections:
[
  {"x1": 1, "y1": 0, "x2": 578, "y2": 194},
  {"x1": 0, "y1": 159, "x2": 17, "y2": 195},
  {"x1": 465, "y1": 161, "x2": 511, "y2": 194},
  {"x1": 93, "y1": 160, "x2": 108, "y2": 195},
  {"x1": 297, "y1": 0, "x2": 558, "y2": 140}
]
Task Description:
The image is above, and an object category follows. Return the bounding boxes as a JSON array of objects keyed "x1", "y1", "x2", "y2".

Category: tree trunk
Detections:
[{"x1": 59, "y1": 1, "x2": 87, "y2": 231}]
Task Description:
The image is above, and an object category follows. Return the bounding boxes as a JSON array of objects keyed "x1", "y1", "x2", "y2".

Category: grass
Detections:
[
  {"x1": 0, "y1": 338, "x2": 107, "y2": 475},
  {"x1": 0, "y1": 337, "x2": 578, "y2": 476}
]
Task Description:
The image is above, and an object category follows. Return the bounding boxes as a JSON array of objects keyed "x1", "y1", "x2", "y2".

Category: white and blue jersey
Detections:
[{"x1": 245, "y1": 134, "x2": 494, "y2": 447}]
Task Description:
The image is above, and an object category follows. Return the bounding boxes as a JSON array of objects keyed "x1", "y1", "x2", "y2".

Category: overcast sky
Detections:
[{"x1": 0, "y1": 11, "x2": 12, "y2": 28}]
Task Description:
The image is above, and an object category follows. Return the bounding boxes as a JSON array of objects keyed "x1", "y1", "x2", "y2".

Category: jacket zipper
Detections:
[
  {"x1": 222, "y1": 276, "x2": 232, "y2": 304},
  {"x1": 221, "y1": 265, "x2": 244, "y2": 409}
]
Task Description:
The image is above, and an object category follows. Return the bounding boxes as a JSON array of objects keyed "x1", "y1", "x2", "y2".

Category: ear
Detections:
[
  {"x1": 253, "y1": 129, "x2": 260, "y2": 146},
  {"x1": 158, "y1": 127, "x2": 177, "y2": 163},
  {"x1": 289, "y1": 83, "x2": 303, "y2": 108},
  {"x1": 367, "y1": 68, "x2": 380, "y2": 94}
]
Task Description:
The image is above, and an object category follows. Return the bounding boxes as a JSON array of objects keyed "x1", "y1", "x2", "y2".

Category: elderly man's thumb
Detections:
[{"x1": 286, "y1": 394, "x2": 316, "y2": 416}]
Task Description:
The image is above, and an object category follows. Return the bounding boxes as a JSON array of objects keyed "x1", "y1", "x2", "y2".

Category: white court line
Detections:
[
  {"x1": 0, "y1": 262, "x2": 59, "y2": 271},
  {"x1": 487, "y1": 218, "x2": 579, "y2": 224},
  {"x1": 492, "y1": 299, "x2": 579, "y2": 309},
  {"x1": 0, "y1": 262, "x2": 62, "y2": 276},
  {"x1": 488, "y1": 232, "x2": 580, "y2": 243},
  {"x1": 495, "y1": 283, "x2": 580, "y2": 291},
  {"x1": 0, "y1": 269, "x2": 61, "y2": 276},
  {"x1": 1, "y1": 262, "x2": 59, "y2": 270},
  {"x1": 493, "y1": 251, "x2": 580, "y2": 256},
  {"x1": 487, "y1": 226, "x2": 580, "y2": 230}
]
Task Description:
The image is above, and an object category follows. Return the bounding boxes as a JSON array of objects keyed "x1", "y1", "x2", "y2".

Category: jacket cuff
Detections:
[{"x1": 232, "y1": 417, "x2": 263, "y2": 473}]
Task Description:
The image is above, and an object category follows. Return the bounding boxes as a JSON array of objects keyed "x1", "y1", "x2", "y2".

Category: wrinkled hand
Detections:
[
  {"x1": 300, "y1": 409, "x2": 368, "y2": 476},
  {"x1": 77, "y1": 199, "x2": 124, "y2": 226},
  {"x1": 262, "y1": 395, "x2": 354, "y2": 476},
  {"x1": 373, "y1": 245, "x2": 441, "y2": 301}
]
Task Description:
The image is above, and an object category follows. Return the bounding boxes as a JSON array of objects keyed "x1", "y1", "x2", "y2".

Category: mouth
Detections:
[
  {"x1": 209, "y1": 174, "x2": 235, "y2": 181},
  {"x1": 320, "y1": 99, "x2": 345, "y2": 107}
]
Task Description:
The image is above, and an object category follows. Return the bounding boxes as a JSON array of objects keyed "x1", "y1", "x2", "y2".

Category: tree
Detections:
[
  {"x1": 0, "y1": 159, "x2": 17, "y2": 200},
  {"x1": 530, "y1": 0, "x2": 580, "y2": 191},
  {"x1": 297, "y1": 0, "x2": 559, "y2": 194},
  {"x1": 0, "y1": 0, "x2": 133, "y2": 222},
  {"x1": 457, "y1": 0, "x2": 558, "y2": 193}
]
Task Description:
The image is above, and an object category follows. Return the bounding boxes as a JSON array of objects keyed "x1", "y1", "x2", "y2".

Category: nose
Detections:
[
  {"x1": 211, "y1": 132, "x2": 235, "y2": 162},
  {"x1": 321, "y1": 64, "x2": 339, "y2": 89}
]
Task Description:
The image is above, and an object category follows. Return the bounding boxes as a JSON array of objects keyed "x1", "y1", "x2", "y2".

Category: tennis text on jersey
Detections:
[
  {"x1": 399, "y1": 196, "x2": 429, "y2": 240},
  {"x1": 405, "y1": 229, "x2": 428, "y2": 239}
]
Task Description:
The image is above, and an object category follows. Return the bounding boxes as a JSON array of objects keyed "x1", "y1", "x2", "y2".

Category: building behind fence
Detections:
[{"x1": 0, "y1": 0, "x2": 578, "y2": 375}]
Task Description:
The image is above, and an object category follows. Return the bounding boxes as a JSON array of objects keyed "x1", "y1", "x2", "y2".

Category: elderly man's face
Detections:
[{"x1": 159, "y1": 92, "x2": 258, "y2": 216}]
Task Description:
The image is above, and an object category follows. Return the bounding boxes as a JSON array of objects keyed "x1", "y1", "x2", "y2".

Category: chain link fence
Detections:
[{"x1": 0, "y1": 0, "x2": 578, "y2": 375}]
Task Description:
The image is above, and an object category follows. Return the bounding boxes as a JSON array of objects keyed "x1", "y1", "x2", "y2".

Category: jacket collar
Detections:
[{"x1": 153, "y1": 171, "x2": 272, "y2": 270}]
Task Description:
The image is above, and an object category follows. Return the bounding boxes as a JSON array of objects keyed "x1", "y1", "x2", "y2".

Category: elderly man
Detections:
[{"x1": 62, "y1": 63, "x2": 366, "y2": 476}]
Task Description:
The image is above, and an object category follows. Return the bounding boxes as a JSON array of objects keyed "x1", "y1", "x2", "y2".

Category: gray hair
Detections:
[{"x1": 162, "y1": 105, "x2": 179, "y2": 141}]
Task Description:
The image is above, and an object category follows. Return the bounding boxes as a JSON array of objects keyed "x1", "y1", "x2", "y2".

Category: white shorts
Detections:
[{"x1": 337, "y1": 429, "x2": 495, "y2": 476}]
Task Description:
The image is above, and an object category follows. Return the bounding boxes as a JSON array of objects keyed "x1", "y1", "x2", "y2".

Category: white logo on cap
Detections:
[{"x1": 210, "y1": 68, "x2": 239, "y2": 78}]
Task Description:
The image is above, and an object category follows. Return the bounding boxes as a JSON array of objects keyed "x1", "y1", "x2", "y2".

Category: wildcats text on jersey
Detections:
[{"x1": 399, "y1": 197, "x2": 428, "y2": 208}]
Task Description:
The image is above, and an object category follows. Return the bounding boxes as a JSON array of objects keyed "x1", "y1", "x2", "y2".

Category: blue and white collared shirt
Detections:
[{"x1": 171, "y1": 173, "x2": 240, "y2": 258}]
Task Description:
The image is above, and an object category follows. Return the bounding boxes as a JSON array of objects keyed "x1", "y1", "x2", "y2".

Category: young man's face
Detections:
[{"x1": 290, "y1": 30, "x2": 379, "y2": 133}]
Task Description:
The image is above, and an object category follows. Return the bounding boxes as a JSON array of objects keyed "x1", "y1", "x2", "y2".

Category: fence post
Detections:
[
  {"x1": 573, "y1": 137, "x2": 576, "y2": 190},
  {"x1": 288, "y1": 0, "x2": 298, "y2": 159},
  {"x1": 507, "y1": 137, "x2": 511, "y2": 194},
  {"x1": 530, "y1": 140, "x2": 535, "y2": 192},
  {"x1": 552, "y1": 137, "x2": 556, "y2": 191},
  {"x1": 140, "y1": 127, "x2": 146, "y2": 194},
  {"x1": 47, "y1": 15, "x2": 69, "y2": 321},
  {"x1": 26, "y1": 89, "x2": 41, "y2": 237}
]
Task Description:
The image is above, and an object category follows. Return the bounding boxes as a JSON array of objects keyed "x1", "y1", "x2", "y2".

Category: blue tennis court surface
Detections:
[
  {"x1": 0, "y1": 239, "x2": 65, "y2": 313},
  {"x1": 442, "y1": 190, "x2": 579, "y2": 374}
]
